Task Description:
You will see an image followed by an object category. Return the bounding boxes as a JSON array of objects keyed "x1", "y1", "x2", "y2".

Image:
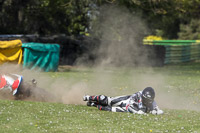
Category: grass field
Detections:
[{"x1": 0, "y1": 63, "x2": 200, "y2": 133}]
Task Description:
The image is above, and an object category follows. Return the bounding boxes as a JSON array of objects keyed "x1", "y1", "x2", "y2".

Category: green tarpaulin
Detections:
[{"x1": 22, "y1": 43, "x2": 60, "y2": 72}]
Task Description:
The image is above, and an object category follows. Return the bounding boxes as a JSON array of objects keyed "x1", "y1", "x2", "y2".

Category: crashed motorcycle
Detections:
[{"x1": 0, "y1": 74, "x2": 55, "y2": 102}]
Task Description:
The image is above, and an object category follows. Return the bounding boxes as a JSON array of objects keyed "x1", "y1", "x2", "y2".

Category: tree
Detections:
[
  {"x1": 178, "y1": 19, "x2": 200, "y2": 40},
  {"x1": 1, "y1": 0, "x2": 200, "y2": 39},
  {"x1": 0, "y1": 0, "x2": 93, "y2": 35}
]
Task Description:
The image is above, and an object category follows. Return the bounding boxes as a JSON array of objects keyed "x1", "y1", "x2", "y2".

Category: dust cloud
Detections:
[
  {"x1": 76, "y1": 5, "x2": 152, "y2": 67},
  {"x1": 0, "y1": 63, "x2": 89, "y2": 104},
  {"x1": 0, "y1": 5, "x2": 199, "y2": 112},
  {"x1": 0, "y1": 63, "x2": 199, "y2": 111},
  {"x1": 74, "y1": 5, "x2": 200, "y2": 112},
  {"x1": 156, "y1": 86, "x2": 200, "y2": 111}
]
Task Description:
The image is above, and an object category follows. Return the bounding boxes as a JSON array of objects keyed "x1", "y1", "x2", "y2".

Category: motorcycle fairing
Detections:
[
  {"x1": 0, "y1": 76, "x2": 7, "y2": 89},
  {"x1": 11, "y1": 74, "x2": 23, "y2": 95},
  {"x1": 0, "y1": 74, "x2": 23, "y2": 95}
]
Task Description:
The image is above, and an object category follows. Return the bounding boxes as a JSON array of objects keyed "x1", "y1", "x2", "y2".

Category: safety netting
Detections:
[{"x1": 143, "y1": 40, "x2": 200, "y2": 64}]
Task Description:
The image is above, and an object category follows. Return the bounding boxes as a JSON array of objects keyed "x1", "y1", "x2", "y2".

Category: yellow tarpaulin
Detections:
[{"x1": 0, "y1": 40, "x2": 22, "y2": 64}]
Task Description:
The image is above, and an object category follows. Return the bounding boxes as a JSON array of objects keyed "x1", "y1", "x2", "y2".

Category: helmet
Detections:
[{"x1": 142, "y1": 87, "x2": 155, "y2": 107}]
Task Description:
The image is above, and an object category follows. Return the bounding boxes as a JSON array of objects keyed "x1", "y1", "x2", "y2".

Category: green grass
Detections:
[
  {"x1": 1, "y1": 63, "x2": 200, "y2": 133},
  {"x1": 0, "y1": 100, "x2": 199, "y2": 133}
]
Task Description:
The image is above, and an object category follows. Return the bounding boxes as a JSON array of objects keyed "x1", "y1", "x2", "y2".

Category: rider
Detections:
[{"x1": 83, "y1": 87, "x2": 163, "y2": 115}]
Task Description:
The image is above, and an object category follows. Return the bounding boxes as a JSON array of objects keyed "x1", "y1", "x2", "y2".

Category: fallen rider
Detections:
[{"x1": 83, "y1": 87, "x2": 163, "y2": 115}]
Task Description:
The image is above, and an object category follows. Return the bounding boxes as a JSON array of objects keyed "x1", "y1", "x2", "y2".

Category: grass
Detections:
[
  {"x1": 0, "y1": 100, "x2": 200, "y2": 133},
  {"x1": 1, "y1": 62, "x2": 200, "y2": 133},
  {"x1": 0, "y1": 100, "x2": 199, "y2": 133}
]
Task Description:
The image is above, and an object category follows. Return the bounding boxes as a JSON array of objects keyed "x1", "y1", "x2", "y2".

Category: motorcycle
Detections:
[{"x1": 0, "y1": 74, "x2": 56, "y2": 102}]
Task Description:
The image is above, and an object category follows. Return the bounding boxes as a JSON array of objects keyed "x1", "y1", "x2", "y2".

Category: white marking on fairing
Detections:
[{"x1": 3, "y1": 75, "x2": 14, "y2": 85}]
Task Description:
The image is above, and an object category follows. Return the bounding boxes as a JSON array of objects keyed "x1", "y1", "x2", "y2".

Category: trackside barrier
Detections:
[
  {"x1": 143, "y1": 40, "x2": 200, "y2": 64},
  {"x1": 0, "y1": 40, "x2": 23, "y2": 64},
  {"x1": 22, "y1": 43, "x2": 60, "y2": 72}
]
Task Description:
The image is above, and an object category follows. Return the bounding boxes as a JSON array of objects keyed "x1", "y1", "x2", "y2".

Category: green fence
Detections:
[
  {"x1": 22, "y1": 43, "x2": 60, "y2": 72},
  {"x1": 143, "y1": 40, "x2": 200, "y2": 64}
]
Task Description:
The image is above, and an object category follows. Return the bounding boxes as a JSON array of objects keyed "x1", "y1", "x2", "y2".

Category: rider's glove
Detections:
[{"x1": 150, "y1": 106, "x2": 164, "y2": 115}]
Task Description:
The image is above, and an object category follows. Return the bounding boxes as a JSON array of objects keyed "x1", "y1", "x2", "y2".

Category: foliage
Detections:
[
  {"x1": 178, "y1": 19, "x2": 200, "y2": 40},
  {"x1": 94, "y1": 0, "x2": 200, "y2": 39},
  {"x1": 1, "y1": 0, "x2": 200, "y2": 39},
  {"x1": 0, "y1": 0, "x2": 93, "y2": 36}
]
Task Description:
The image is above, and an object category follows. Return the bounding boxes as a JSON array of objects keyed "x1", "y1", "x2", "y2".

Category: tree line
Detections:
[{"x1": 0, "y1": 0, "x2": 200, "y2": 39}]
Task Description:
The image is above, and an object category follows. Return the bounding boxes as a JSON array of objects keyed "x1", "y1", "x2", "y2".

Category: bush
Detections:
[{"x1": 178, "y1": 19, "x2": 200, "y2": 40}]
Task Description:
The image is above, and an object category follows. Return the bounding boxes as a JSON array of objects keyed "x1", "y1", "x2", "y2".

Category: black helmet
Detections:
[{"x1": 142, "y1": 87, "x2": 155, "y2": 107}]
